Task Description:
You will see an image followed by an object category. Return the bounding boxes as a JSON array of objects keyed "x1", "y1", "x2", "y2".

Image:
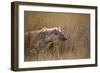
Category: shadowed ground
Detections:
[{"x1": 24, "y1": 11, "x2": 90, "y2": 61}]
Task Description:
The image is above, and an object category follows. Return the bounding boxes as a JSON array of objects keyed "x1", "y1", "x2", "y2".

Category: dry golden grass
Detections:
[{"x1": 24, "y1": 11, "x2": 90, "y2": 61}]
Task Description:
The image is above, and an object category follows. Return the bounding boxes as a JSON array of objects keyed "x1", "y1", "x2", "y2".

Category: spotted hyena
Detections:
[{"x1": 25, "y1": 27, "x2": 67, "y2": 55}]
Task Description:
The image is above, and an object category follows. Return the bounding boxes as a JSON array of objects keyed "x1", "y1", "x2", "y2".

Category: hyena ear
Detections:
[
  {"x1": 58, "y1": 26, "x2": 61, "y2": 31},
  {"x1": 40, "y1": 27, "x2": 48, "y2": 32}
]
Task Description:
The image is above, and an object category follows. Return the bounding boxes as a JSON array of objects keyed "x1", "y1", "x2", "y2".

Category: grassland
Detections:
[{"x1": 24, "y1": 11, "x2": 90, "y2": 61}]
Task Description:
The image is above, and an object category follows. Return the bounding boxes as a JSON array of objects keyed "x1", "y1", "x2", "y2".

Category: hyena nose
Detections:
[
  {"x1": 62, "y1": 37, "x2": 67, "y2": 41},
  {"x1": 60, "y1": 36, "x2": 67, "y2": 41}
]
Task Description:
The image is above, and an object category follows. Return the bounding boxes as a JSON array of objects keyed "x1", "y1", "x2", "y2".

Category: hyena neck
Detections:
[{"x1": 37, "y1": 39, "x2": 53, "y2": 49}]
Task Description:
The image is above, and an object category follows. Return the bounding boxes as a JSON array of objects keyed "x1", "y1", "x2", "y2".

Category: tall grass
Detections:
[{"x1": 24, "y1": 11, "x2": 90, "y2": 61}]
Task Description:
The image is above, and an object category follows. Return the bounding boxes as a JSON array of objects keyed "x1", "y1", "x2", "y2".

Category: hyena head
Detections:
[
  {"x1": 39, "y1": 27, "x2": 67, "y2": 42},
  {"x1": 49, "y1": 27, "x2": 67, "y2": 41},
  {"x1": 38, "y1": 27, "x2": 67, "y2": 49}
]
